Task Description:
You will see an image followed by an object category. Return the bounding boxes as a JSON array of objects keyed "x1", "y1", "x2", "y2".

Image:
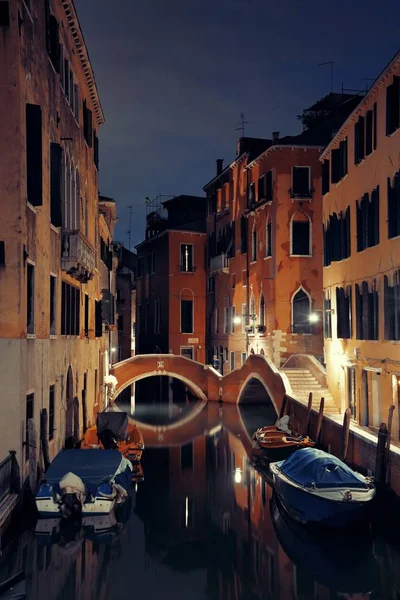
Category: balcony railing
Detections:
[
  {"x1": 289, "y1": 188, "x2": 313, "y2": 201},
  {"x1": 62, "y1": 231, "x2": 96, "y2": 282},
  {"x1": 210, "y1": 254, "x2": 229, "y2": 273}
]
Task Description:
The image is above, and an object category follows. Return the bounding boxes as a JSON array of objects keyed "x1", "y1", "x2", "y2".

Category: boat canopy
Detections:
[
  {"x1": 278, "y1": 448, "x2": 369, "y2": 489},
  {"x1": 97, "y1": 412, "x2": 129, "y2": 441},
  {"x1": 44, "y1": 450, "x2": 124, "y2": 495}
]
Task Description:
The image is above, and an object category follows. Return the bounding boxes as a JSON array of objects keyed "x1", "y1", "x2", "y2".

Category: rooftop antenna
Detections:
[
  {"x1": 318, "y1": 61, "x2": 334, "y2": 93},
  {"x1": 235, "y1": 112, "x2": 250, "y2": 137},
  {"x1": 363, "y1": 78, "x2": 375, "y2": 92},
  {"x1": 127, "y1": 205, "x2": 133, "y2": 251}
]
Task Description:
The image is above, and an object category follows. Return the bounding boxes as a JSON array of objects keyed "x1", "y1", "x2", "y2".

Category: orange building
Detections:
[
  {"x1": 321, "y1": 51, "x2": 400, "y2": 431},
  {"x1": 204, "y1": 96, "x2": 362, "y2": 375},
  {"x1": 135, "y1": 195, "x2": 207, "y2": 362}
]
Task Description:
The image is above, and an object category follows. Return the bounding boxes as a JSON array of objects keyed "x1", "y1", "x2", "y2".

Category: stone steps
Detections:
[{"x1": 281, "y1": 366, "x2": 340, "y2": 415}]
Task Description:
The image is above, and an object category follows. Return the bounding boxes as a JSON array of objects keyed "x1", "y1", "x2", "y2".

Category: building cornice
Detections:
[
  {"x1": 62, "y1": 1, "x2": 105, "y2": 126},
  {"x1": 135, "y1": 229, "x2": 206, "y2": 249},
  {"x1": 247, "y1": 144, "x2": 324, "y2": 169},
  {"x1": 320, "y1": 50, "x2": 400, "y2": 161}
]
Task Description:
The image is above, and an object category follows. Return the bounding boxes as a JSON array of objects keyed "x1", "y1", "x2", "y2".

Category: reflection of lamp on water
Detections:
[
  {"x1": 309, "y1": 308, "x2": 335, "y2": 323},
  {"x1": 234, "y1": 467, "x2": 242, "y2": 483}
]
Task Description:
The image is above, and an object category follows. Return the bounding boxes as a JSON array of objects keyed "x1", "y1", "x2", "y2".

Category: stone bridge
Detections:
[{"x1": 110, "y1": 353, "x2": 289, "y2": 413}]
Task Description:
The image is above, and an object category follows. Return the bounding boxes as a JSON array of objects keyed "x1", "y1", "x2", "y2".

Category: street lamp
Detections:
[{"x1": 309, "y1": 308, "x2": 335, "y2": 322}]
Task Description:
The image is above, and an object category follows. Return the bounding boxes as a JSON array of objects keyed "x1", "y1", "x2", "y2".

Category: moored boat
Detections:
[
  {"x1": 270, "y1": 447, "x2": 376, "y2": 528},
  {"x1": 36, "y1": 449, "x2": 133, "y2": 518},
  {"x1": 252, "y1": 416, "x2": 315, "y2": 461},
  {"x1": 81, "y1": 412, "x2": 144, "y2": 463}
]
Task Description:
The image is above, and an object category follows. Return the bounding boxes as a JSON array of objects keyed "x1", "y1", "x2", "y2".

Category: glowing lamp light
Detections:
[
  {"x1": 111, "y1": 347, "x2": 117, "y2": 352},
  {"x1": 233, "y1": 316, "x2": 241, "y2": 324},
  {"x1": 309, "y1": 313, "x2": 319, "y2": 323},
  {"x1": 234, "y1": 468, "x2": 242, "y2": 484}
]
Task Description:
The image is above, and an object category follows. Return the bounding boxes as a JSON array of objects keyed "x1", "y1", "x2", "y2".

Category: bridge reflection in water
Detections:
[{"x1": 1, "y1": 398, "x2": 400, "y2": 598}]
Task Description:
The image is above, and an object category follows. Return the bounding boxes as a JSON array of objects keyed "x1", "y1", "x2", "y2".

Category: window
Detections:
[
  {"x1": 84, "y1": 293, "x2": 89, "y2": 337},
  {"x1": 215, "y1": 308, "x2": 219, "y2": 334},
  {"x1": 241, "y1": 303, "x2": 247, "y2": 333},
  {"x1": 117, "y1": 314, "x2": 124, "y2": 331},
  {"x1": 259, "y1": 294, "x2": 265, "y2": 329},
  {"x1": 61, "y1": 281, "x2": 80, "y2": 336},
  {"x1": 265, "y1": 217, "x2": 272, "y2": 257},
  {"x1": 241, "y1": 352, "x2": 247, "y2": 365},
  {"x1": 26, "y1": 104, "x2": 43, "y2": 206},
  {"x1": 50, "y1": 275, "x2": 57, "y2": 336},
  {"x1": 249, "y1": 182, "x2": 255, "y2": 207},
  {"x1": 291, "y1": 167, "x2": 311, "y2": 198},
  {"x1": 361, "y1": 369, "x2": 382, "y2": 428},
  {"x1": 0, "y1": 2, "x2": 10, "y2": 26},
  {"x1": 347, "y1": 367, "x2": 356, "y2": 420},
  {"x1": 322, "y1": 159, "x2": 330, "y2": 195},
  {"x1": 154, "y1": 297, "x2": 161, "y2": 334},
  {"x1": 147, "y1": 251, "x2": 155, "y2": 275},
  {"x1": 27, "y1": 262, "x2": 35, "y2": 335},
  {"x1": 94, "y1": 132, "x2": 99, "y2": 169},
  {"x1": 354, "y1": 116, "x2": 365, "y2": 165},
  {"x1": 386, "y1": 75, "x2": 400, "y2": 136},
  {"x1": 0, "y1": 241, "x2": 4, "y2": 266},
  {"x1": 331, "y1": 138, "x2": 348, "y2": 184},
  {"x1": 240, "y1": 215, "x2": 248, "y2": 253},
  {"x1": 223, "y1": 347, "x2": 228, "y2": 362},
  {"x1": 231, "y1": 306, "x2": 236, "y2": 334},
  {"x1": 207, "y1": 276, "x2": 215, "y2": 293},
  {"x1": 181, "y1": 298, "x2": 193, "y2": 333},
  {"x1": 355, "y1": 281, "x2": 379, "y2": 340},
  {"x1": 230, "y1": 352, "x2": 235, "y2": 371},
  {"x1": 323, "y1": 292, "x2": 332, "y2": 338},
  {"x1": 50, "y1": 143, "x2": 62, "y2": 227},
  {"x1": 181, "y1": 347, "x2": 193, "y2": 360},
  {"x1": 46, "y1": 13, "x2": 60, "y2": 72},
  {"x1": 251, "y1": 228, "x2": 257, "y2": 262},
  {"x1": 365, "y1": 109, "x2": 373, "y2": 156},
  {"x1": 26, "y1": 393, "x2": 34, "y2": 460},
  {"x1": 137, "y1": 256, "x2": 143, "y2": 278},
  {"x1": 83, "y1": 100, "x2": 92, "y2": 147},
  {"x1": 181, "y1": 443, "x2": 193, "y2": 470},
  {"x1": 95, "y1": 300, "x2": 102, "y2": 337},
  {"x1": 292, "y1": 288, "x2": 311, "y2": 334},
  {"x1": 291, "y1": 213, "x2": 310, "y2": 256},
  {"x1": 49, "y1": 385, "x2": 55, "y2": 441},
  {"x1": 224, "y1": 307, "x2": 229, "y2": 334},
  {"x1": 258, "y1": 171, "x2": 273, "y2": 201},
  {"x1": 242, "y1": 269, "x2": 247, "y2": 287},
  {"x1": 384, "y1": 273, "x2": 400, "y2": 340},
  {"x1": 323, "y1": 207, "x2": 351, "y2": 266},
  {"x1": 388, "y1": 173, "x2": 400, "y2": 239},
  {"x1": 336, "y1": 287, "x2": 352, "y2": 339},
  {"x1": 180, "y1": 244, "x2": 193, "y2": 272},
  {"x1": 356, "y1": 189, "x2": 379, "y2": 251}
]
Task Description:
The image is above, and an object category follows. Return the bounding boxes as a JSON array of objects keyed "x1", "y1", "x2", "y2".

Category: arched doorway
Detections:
[
  {"x1": 292, "y1": 288, "x2": 311, "y2": 334},
  {"x1": 65, "y1": 366, "x2": 74, "y2": 449}
]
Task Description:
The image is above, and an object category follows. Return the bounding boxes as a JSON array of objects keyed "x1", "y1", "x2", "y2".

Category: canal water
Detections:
[{"x1": 1, "y1": 396, "x2": 400, "y2": 599}]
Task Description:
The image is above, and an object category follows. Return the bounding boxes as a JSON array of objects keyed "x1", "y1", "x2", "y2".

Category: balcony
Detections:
[
  {"x1": 210, "y1": 254, "x2": 229, "y2": 273},
  {"x1": 62, "y1": 231, "x2": 96, "y2": 282},
  {"x1": 289, "y1": 188, "x2": 314, "y2": 201}
]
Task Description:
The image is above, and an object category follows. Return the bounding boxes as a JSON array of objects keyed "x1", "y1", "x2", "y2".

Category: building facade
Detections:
[
  {"x1": 321, "y1": 51, "x2": 400, "y2": 435},
  {"x1": 0, "y1": 0, "x2": 106, "y2": 478},
  {"x1": 135, "y1": 195, "x2": 207, "y2": 363}
]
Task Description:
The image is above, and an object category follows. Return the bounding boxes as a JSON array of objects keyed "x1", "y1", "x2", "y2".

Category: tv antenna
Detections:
[
  {"x1": 236, "y1": 112, "x2": 250, "y2": 137},
  {"x1": 318, "y1": 61, "x2": 334, "y2": 93}
]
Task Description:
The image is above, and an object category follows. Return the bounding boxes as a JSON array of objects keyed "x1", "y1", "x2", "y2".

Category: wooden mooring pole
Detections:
[
  {"x1": 279, "y1": 395, "x2": 288, "y2": 420},
  {"x1": 305, "y1": 393, "x2": 313, "y2": 436},
  {"x1": 315, "y1": 397, "x2": 324, "y2": 445},
  {"x1": 375, "y1": 423, "x2": 388, "y2": 487},
  {"x1": 40, "y1": 409, "x2": 50, "y2": 471},
  {"x1": 341, "y1": 408, "x2": 351, "y2": 462}
]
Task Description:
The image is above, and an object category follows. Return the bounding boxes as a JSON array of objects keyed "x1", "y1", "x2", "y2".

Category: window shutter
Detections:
[
  {"x1": 83, "y1": 100, "x2": 93, "y2": 147},
  {"x1": 50, "y1": 143, "x2": 62, "y2": 227},
  {"x1": 64, "y1": 59, "x2": 69, "y2": 100},
  {"x1": 26, "y1": 104, "x2": 43, "y2": 206},
  {"x1": 331, "y1": 149, "x2": 340, "y2": 183},
  {"x1": 258, "y1": 176, "x2": 264, "y2": 200},
  {"x1": 345, "y1": 206, "x2": 351, "y2": 258},
  {"x1": 292, "y1": 220, "x2": 310, "y2": 255},
  {"x1": 49, "y1": 16, "x2": 60, "y2": 72},
  {"x1": 354, "y1": 121, "x2": 360, "y2": 165},
  {"x1": 0, "y1": 1, "x2": 10, "y2": 26},
  {"x1": 365, "y1": 110, "x2": 373, "y2": 156},
  {"x1": 0, "y1": 241, "x2": 5, "y2": 266},
  {"x1": 372, "y1": 186, "x2": 379, "y2": 246},
  {"x1": 240, "y1": 216, "x2": 248, "y2": 253},
  {"x1": 384, "y1": 276, "x2": 394, "y2": 340},
  {"x1": 355, "y1": 284, "x2": 362, "y2": 339},
  {"x1": 266, "y1": 171, "x2": 273, "y2": 200},
  {"x1": 95, "y1": 300, "x2": 102, "y2": 337},
  {"x1": 373, "y1": 103, "x2": 378, "y2": 149},
  {"x1": 94, "y1": 133, "x2": 99, "y2": 169},
  {"x1": 341, "y1": 138, "x2": 348, "y2": 176},
  {"x1": 358, "y1": 116, "x2": 365, "y2": 162},
  {"x1": 362, "y1": 281, "x2": 369, "y2": 339}
]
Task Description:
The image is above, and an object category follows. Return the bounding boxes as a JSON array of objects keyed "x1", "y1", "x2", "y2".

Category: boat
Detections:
[
  {"x1": 252, "y1": 415, "x2": 315, "y2": 461},
  {"x1": 36, "y1": 449, "x2": 133, "y2": 518},
  {"x1": 81, "y1": 412, "x2": 144, "y2": 463},
  {"x1": 270, "y1": 494, "x2": 377, "y2": 594},
  {"x1": 0, "y1": 572, "x2": 26, "y2": 599},
  {"x1": 270, "y1": 447, "x2": 376, "y2": 528}
]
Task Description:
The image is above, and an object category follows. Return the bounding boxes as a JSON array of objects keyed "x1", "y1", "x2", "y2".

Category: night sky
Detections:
[{"x1": 77, "y1": 0, "x2": 399, "y2": 249}]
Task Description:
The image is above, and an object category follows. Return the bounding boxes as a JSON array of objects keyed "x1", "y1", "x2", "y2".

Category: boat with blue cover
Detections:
[
  {"x1": 270, "y1": 447, "x2": 376, "y2": 528},
  {"x1": 36, "y1": 449, "x2": 133, "y2": 518}
]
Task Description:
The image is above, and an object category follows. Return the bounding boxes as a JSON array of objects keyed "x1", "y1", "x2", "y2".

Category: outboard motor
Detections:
[
  {"x1": 99, "y1": 428, "x2": 118, "y2": 450},
  {"x1": 58, "y1": 472, "x2": 86, "y2": 520},
  {"x1": 59, "y1": 493, "x2": 82, "y2": 520}
]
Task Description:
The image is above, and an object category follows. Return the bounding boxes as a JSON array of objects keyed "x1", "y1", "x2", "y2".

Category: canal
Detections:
[{"x1": 1, "y1": 382, "x2": 400, "y2": 599}]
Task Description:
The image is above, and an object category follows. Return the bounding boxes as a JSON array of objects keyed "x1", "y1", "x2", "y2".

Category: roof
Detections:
[
  {"x1": 303, "y1": 92, "x2": 364, "y2": 113},
  {"x1": 62, "y1": 1, "x2": 105, "y2": 125},
  {"x1": 321, "y1": 49, "x2": 400, "y2": 160},
  {"x1": 162, "y1": 194, "x2": 205, "y2": 208},
  {"x1": 99, "y1": 195, "x2": 115, "y2": 204}
]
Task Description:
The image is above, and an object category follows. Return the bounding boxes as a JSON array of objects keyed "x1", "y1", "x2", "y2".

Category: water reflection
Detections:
[{"x1": 1, "y1": 402, "x2": 400, "y2": 599}]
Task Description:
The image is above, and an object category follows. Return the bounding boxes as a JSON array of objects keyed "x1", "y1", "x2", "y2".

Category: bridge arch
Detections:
[
  {"x1": 237, "y1": 372, "x2": 278, "y2": 414},
  {"x1": 114, "y1": 371, "x2": 208, "y2": 404}
]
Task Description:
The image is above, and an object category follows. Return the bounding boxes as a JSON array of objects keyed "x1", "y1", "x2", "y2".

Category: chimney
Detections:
[
  {"x1": 272, "y1": 131, "x2": 280, "y2": 144},
  {"x1": 216, "y1": 159, "x2": 224, "y2": 175}
]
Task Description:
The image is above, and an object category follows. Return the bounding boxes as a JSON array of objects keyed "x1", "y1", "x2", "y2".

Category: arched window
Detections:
[
  {"x1": 292, "y1": 287, "x2": 311, "y2": 333},
  {"x1": 251, "y1": 226, "x2": 257, "y2": 261},
  {"x1": 291, "y1": 212, "x2": 311, "y2": 256},
  {"x1": 265, "y1": 216, "x2": 272, "y2": 258},
  {"x1": 259, "y1": 293, "x2": 265, "y2": 327}
]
